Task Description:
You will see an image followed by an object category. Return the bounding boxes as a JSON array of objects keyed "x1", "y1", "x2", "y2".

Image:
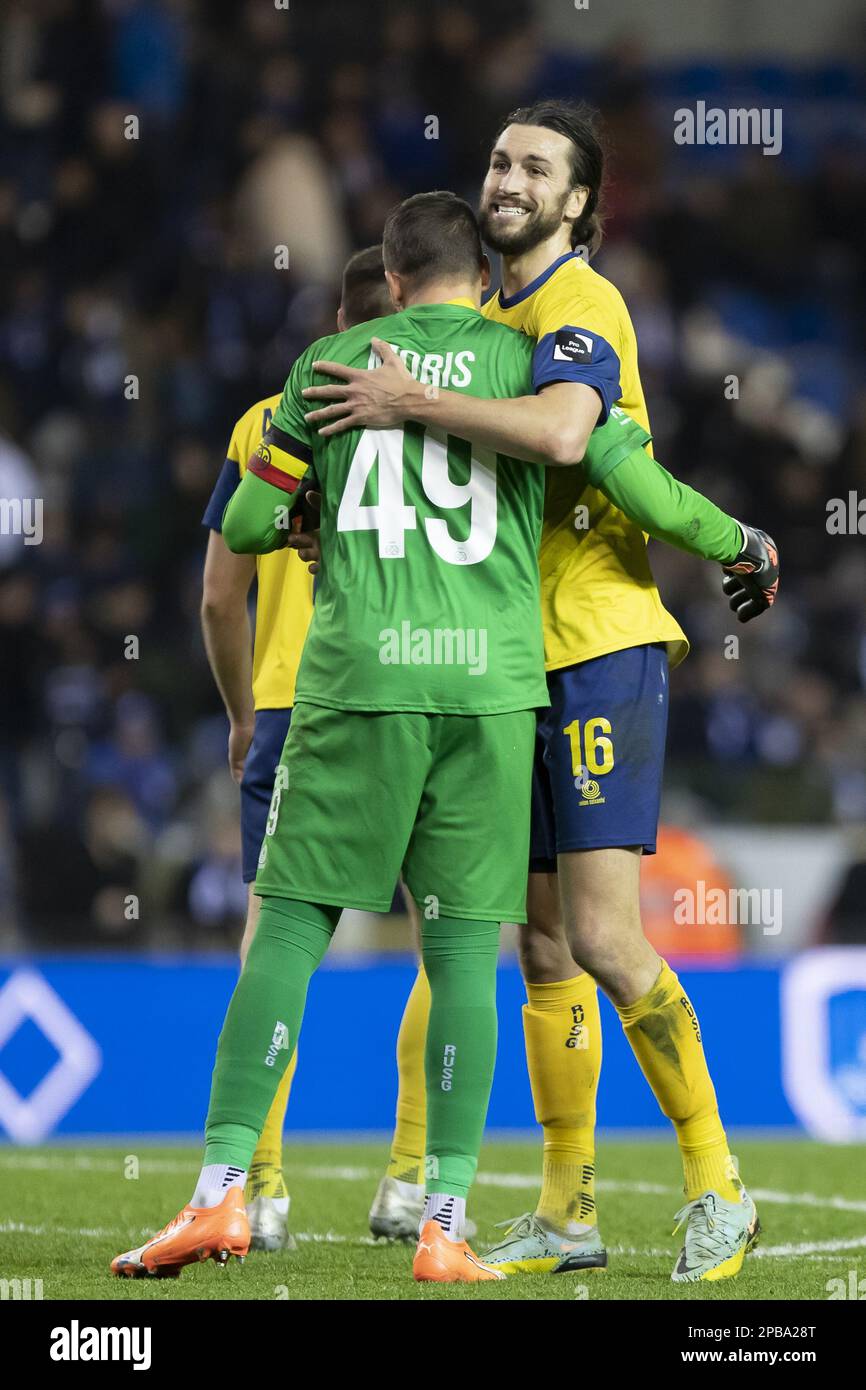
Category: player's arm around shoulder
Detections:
[
  {"x1": 583, "y1": 409, "x2": 742, "y2": 563},
  {"x1": 416, "y1": 310, "x2": 604, "y2": 467},
  {"x1": 302, "y1": 332, "x2": 601, "y2": 469},
  {"x1": 523, "y1": 259, "x2": 628, "y2": 463},
  {"x1": 485, "y1": 318, "x2": 601, "y2": 467},
  {"x1": 584, "y1": 408, "x2": 780, "y2": 620}
]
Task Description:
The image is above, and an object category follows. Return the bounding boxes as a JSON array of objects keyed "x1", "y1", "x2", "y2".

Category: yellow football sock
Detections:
[
  {"x1": 523, "y1": 974, "x2": 602, "y2": 1232},
  {"x1": 386, "y1": 965, "x2": 430, "y2": 1186},
  {"x1": 616, "y1": 960, "x2": 739, "y2": 1202},
  {"x1": 249, "y1": 1046, "x2": 298, "y2": 1173}
]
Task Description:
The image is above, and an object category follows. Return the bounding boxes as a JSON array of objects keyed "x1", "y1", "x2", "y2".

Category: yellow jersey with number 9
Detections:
[
  {"x1": 482, "y1": 251, "x2": 688, "y2": 671},
  {"x1": 202, "y1": 395, "x2": 315, "y2": 709}
]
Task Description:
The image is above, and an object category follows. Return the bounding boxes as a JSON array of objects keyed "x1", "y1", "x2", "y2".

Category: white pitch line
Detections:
[
  {"x1": 5, "y1": 1218, "x2": 866, "y2": 1261},
  {"x1": 588, "y1": 1179, "x2": 676, "y2": 1197},
  {"x1": 753, "y1": 1234, "x2": 866, "y2": 1258},
  {"x1": 290, "y1": 1165, "x2": 374, "y2": 1182},
  {"x1": 283, "y1": 1166, "x2": 866, "y2": 1215},
  {"x1": 0, "y1": 1219, "x2": 120, "y2": 1238},
  {"x1": 750, "y1": 1186, "x2": 866, "y2": 1216},
  {"x1": 0, "y1": 1154, "x2": 192, "y2": 1174},
  {"x1": 4, "y1": 1155, "x2": 866, "y2": 1216}
]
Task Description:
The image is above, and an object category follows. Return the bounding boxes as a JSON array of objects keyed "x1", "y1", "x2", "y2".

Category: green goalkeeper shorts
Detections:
[{"x1": 254, "y1": 701, "x2": 536, "y2": 923}]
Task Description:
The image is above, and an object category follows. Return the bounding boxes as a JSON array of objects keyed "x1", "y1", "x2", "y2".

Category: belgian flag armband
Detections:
[{"x1": 248, "y1": 424, "x2": 312, "y2": 495}]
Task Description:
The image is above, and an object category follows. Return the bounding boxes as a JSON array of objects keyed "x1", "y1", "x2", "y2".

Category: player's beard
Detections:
[{"x1": 478, "y1": 190, "x2": 573, "y2": 257}]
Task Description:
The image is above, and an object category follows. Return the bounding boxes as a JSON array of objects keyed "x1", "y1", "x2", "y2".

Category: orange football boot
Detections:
[
  {"x1": 413, "y1": 1218, "x2": 506, "y2": 1282},
  {"x1": 111, "y1": 1187, "x2": 250, "y2": 1278}
]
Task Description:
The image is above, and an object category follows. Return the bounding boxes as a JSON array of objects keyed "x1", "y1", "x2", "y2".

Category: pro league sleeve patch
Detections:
[{"x1": 552, "y1": 329, "x2": 594, "y2": 363}]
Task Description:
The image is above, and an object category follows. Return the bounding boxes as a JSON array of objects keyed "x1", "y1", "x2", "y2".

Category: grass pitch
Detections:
[{"x1": 4, "y1": 1138, "x2": 865, "y2": 1301}]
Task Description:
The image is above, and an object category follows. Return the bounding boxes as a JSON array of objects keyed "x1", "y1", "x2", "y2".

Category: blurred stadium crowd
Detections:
[{"x1": 1, "y1": 0, "x2": 865, "y2": 948}]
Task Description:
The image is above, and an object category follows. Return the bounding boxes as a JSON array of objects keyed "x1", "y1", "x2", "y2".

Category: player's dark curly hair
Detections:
[{"x1": 494, "y1": 99, "x2": 606, "y2": 257}]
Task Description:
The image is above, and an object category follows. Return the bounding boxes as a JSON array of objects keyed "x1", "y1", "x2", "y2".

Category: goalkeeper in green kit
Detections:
[{"x1": 111, "y1": 192, "x2": 769, "y2": 1286}]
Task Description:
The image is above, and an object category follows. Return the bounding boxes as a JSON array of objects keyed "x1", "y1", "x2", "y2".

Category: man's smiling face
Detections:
[{"x1": 478, "y1": 123, "x2": 584, "y2": 256}]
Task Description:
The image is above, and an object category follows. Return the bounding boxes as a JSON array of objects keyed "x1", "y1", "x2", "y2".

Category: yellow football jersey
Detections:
[
  {"x1": 482, "y1": 251, "x2": 688, "y2": 670},
  {"x1": 218, "y1": 396, "x2": 314, "y2": 709}
]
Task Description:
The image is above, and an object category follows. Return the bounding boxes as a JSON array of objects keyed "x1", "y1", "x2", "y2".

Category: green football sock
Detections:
[
  {"x1": 421, "y1": 915, "x2": 500, "y2": 1198},
  {"x1": 204, "y1": 896, "x2": 340, "y2": 1168}
]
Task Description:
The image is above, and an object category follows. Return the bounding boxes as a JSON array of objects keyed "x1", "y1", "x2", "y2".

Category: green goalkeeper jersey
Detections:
[{"x1": 233, "y1": 301, "x2": 550, "y2": 715}]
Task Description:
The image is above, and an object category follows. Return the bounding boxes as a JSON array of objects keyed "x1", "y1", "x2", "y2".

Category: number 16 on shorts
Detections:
[{"x1": 564, "y1": 716, "x2": 614, "y2": 796}]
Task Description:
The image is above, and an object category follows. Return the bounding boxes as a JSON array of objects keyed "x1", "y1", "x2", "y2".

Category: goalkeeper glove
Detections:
[
  {"x1": 288, "y1": 479, "x2": 321, "y2": 573},
  {"x1": 293, "y1": 474, "x2": 321, "y2": 534},
  {"x1": 722, "y1": 524, "x2": 779, "y2": 622}
]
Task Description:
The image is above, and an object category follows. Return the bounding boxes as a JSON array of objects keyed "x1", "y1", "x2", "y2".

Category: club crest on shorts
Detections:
[{"x1": 574, "y1": 774, "x2": 604, "y2": 805}]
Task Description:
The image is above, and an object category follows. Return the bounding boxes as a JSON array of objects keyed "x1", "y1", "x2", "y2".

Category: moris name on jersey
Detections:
[{"x1": 368, "y1": 345, "x2": 475, "y2": 389}]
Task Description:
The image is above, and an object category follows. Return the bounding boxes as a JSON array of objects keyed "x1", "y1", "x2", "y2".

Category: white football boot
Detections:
[
  {"x1": 369, "y1": 1175, "x2": 476, "y2": 1240},
  {"x1": 245, "y1": 1164, "x2": 297, "y2": 1253}
]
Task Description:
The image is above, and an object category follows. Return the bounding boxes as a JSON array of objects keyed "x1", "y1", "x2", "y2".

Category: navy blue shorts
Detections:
[
  {"x1": 241, "y1": 708, "x2": 292, "y2": 883},
  {"x1": 530, "y1": 643, "x2": 669, "y2": 870}
]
